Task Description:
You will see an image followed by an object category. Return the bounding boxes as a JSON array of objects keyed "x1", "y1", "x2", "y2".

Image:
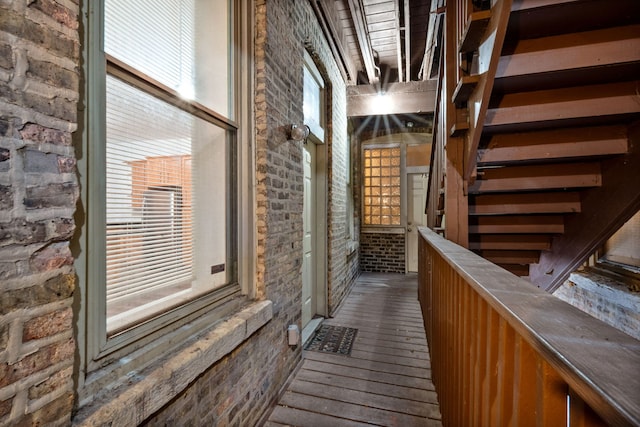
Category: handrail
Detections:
[
  {"x1": 418, "y1": 227, "x2": 640, "y2": 426},
  {"x1": 425, "y1": 43, "x2": 444, "y2": 229}
]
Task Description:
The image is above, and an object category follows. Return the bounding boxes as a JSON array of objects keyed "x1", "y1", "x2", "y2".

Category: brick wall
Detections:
[
  {"x1": 554, "y1": 270, "x2": 640, "y2": 341},
  {"x1": 0, "y1": 1, "x2": 80, "y2": 425},
  {"x1": 360, "y1": 232, "x2": 406, "y2": 273},
  {"x1": 299, "y1": 4, "x2": 358, "y2": 316},
  {"x1": 1, "y1": 0, "x2": 357, "y2": 424}
]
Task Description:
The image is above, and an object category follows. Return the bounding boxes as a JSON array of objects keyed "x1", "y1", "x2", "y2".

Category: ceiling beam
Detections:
[
  {"x1": 310, "y1": 0, "x2": 356, "y2": 82},
  {"x1": 347, "y1": 0, "x2": 378, "y2": 84},
  {"x1": 395, "y1": 0, "x2": 403, "y2": 82},
  {"x1": 346, "y1": 80, "x2": 437, "y2": 117},
  {"x1": 419, "y1": 0, "x2": 444, "y2": 80},
  {"x1": 404, "y1": 0, "x2": 410, "y2": 82}
]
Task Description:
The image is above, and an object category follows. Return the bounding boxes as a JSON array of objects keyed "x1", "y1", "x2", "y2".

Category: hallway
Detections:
[{"x1": 264, "y1": 273, "x2": 442, "y2": 426}]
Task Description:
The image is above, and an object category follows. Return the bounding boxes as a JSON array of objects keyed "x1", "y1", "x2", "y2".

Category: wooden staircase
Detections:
[{"x1": 428, "y1": 0, "x2": 640, "y2": 291}]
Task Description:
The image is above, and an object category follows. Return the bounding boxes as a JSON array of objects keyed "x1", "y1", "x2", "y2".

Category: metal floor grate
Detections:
[{"x1": 304, "y1": 325, "x2": 358, "y2": 356}]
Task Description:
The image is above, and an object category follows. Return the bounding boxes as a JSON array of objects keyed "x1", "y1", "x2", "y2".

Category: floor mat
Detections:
[{"x1": 304, "y1": 325, "x2": 358, "y2": 356}]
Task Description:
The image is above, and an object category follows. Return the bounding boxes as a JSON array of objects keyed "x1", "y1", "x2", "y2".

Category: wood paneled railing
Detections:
[{"x1": 418, "y1": 227, "x2": 640, "y2": 426}]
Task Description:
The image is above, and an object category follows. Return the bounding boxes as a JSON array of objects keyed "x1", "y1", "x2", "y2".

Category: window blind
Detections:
[
  {"x1": 103, "y1": 0, "x2": 232, "y2": 333},
  {"x1": 105, "y1": 0, "x2": 195, "y2": 98},
  {"x1": 105, "y1": 75, "x2": 195, "y2": 304}
]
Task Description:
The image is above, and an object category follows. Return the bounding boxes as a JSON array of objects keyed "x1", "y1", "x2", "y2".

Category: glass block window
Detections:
[{"x1": 363, "y1": 147, "x2": 401, "y2": 225}]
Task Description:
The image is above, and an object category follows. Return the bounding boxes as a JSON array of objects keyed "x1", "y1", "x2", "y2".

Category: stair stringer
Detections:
[{"x1": 530, "y1": 123, "x2": 640, "y2": 291}]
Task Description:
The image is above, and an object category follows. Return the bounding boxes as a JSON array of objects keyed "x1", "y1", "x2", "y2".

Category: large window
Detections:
[
  {"x1": 101, "y1": 0, "x2": 236, "y2": 335},
  {"x1": 363, "y1": 146, "x2": 401, "y2": 225},
  {"x1": 81, "y1": 0, "x2": 240, "y2": 370}
]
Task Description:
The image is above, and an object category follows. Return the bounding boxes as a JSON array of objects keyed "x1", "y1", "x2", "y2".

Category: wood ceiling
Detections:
[{"x1": 311, "y1": 0, "x2": 434, "y2": 86}]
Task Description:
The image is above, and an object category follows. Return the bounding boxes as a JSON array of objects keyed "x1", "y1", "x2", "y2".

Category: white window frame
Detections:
[{"x1": 76, "y1": 0, "x2": 254, "y2": 404}]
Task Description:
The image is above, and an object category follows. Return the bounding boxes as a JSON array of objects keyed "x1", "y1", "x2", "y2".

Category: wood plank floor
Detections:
[{"x1": 264, "y1": 273, "x2": 442, "y2": 427}]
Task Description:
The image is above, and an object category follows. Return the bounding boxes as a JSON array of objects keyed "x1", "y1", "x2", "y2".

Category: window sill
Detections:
[
  {"x1": 73, "y1": 300, "x2": 273, "y2": 426},
  {"x1": 361, "y1": 227, "x2": 405, "y2": 234}
]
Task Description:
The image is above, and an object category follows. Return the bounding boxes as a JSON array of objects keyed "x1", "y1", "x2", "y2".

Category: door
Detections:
[
  {"x1": 407, "y1": 173, "x2": 428, "y2": 272},
  {"x1": 302, "y1": 143, "x2": 316, "y2": 328}
]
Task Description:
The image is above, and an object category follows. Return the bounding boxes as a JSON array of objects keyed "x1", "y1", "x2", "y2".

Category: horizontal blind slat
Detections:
[{"x1": 105, "y1": 73, "x2": 196, "y2": 307}]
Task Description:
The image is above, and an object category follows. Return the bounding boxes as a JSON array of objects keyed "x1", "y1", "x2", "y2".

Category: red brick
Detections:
[
  {"x1": 28, "y1": 0, "x2": 78, "y2": 30},
  {"x1": 0, "y1": 338, "x2": 74, "y2": 388},
  {"x1": 57, "y1": 156, "x2": 76, "y2": 173},
  {"x1": 23, "y1": 308, "x2": 73, "y2": 342},
  {"x1": 0, "y1": 397, "x2": 11, "y2": 419},
  {"x1": 19, "y1": 123, "x2": 72, "y2": 146},
  {"x1": 28, "y1": 366, "x2": 73, "y2": 400},
  {"x1": 30, "y1": 242, "x2": 73, "y2": 272}
]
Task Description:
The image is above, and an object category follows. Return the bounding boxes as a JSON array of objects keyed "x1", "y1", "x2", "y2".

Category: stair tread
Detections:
[
  {"x1": 484, "y1": 81, "x2": 640, "y2": 132},
  {"x1": 459, "y1": 10, "x2": 491, "y2": 53},
  {"x1": 478, "y1": 125, "x2": 629, "y2": 165}
]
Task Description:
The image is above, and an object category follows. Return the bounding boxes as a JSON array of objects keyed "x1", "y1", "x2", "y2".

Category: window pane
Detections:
[
  {"x1": 106, "y1": 75, "x2": 228, "y2": 333},
  {"x1": 603, "y1": 210, "x2": 640, "y2": 267},
  {"x1": 303, "y1": 53, "x2": 325, "y2": 141},
  {"x1": 104, "y1": 0, "x2": 231, "y2": 117},
  {"x1": 303, "y1": 67, "x2": 321, "y2": 127}
]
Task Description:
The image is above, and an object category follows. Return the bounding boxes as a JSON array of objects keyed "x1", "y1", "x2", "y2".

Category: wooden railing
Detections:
[
  {"x1": 418, "y1": 227, "x2": 640, "y2": 426},
  {"x1": 425, "y1": 46, "x2": 445, "y2": 232}
]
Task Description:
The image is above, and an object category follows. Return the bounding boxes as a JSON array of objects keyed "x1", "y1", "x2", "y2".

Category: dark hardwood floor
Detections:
[{"x1": 264, "y1": 273, "x2": 442, "y2": 427}]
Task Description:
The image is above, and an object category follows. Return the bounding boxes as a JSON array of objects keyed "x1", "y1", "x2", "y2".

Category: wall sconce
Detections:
[{"x1": 289, "y1": 124, "x2": 310, "y2": 143}]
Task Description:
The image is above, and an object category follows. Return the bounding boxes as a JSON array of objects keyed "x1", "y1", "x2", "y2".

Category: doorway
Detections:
[
  {"x1": 302, "y1": 142, "x2": 328, "y2": 334},
  {"x1": 302, "y1": 143, "x2": 316, "y2": 327},
  {"x1": 407, "y1": 173, "x2": 428, "y2": 272}
]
